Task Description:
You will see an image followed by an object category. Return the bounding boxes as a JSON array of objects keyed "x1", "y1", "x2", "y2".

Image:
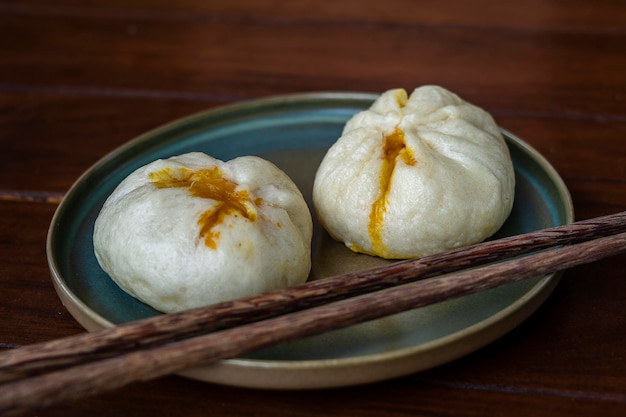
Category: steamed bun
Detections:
[
  {"x1": 93, "y1": 152, "x2": 312, "y2": 313},
  {"x1": 313, "y1": 85, "x2": 515, "y2": 259}
]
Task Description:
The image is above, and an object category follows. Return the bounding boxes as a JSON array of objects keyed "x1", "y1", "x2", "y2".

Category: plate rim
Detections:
[{"x1": 46, "y1": 92, "x2": 574, "y2": 388}]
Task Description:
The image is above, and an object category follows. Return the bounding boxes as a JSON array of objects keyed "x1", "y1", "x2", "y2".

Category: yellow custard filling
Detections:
[
  {"x1": 149, "y1": 166, "x2": 259, "y2": 249},
  {"x1": 368, "y1": 127, "x2": 416, "y2": 256}
]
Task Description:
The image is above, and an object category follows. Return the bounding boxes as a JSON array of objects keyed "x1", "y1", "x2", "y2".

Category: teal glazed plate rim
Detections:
[{"x1": 47, "y1": 92, "x2": 574, "y2": 389}]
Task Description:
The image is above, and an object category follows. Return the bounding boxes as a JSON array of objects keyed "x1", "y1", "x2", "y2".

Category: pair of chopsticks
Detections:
[{"x1": 1, "y1": 211, "x2": 626, "y2": 415}]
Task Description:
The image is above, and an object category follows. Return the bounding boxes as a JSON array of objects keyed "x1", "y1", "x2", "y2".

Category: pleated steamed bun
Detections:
[
  {"x1": 93, "y1": 152, "x2": 312, "y2": 313},
  {"x1": 313, "y1": 85, "x2": 515, "y2": 259}
]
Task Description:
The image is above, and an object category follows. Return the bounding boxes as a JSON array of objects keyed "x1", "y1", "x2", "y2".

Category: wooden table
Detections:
[{"x1": 1, "y1": 1, "x2": 625, "y2": 416}]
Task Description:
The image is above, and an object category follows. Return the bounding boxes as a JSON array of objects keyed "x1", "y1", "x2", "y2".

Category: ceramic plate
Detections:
[{"x1": 47, "y1": 92, "x2": 573, "y2": 389}]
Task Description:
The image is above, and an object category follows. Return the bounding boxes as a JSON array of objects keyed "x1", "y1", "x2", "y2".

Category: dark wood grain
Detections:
[
  {"x1": 1, "y1": 8, "x2": 625, "y2": 116},
  {"x1": 32, "y1": 376, "x2": 626, "y2": 417},
  {"x1": 1, "y1": 0, "x2": 625, "y2": 415},
  {"x1": 0, "y1": 92, "x2": 218, "y2": 193},
  {"x1": 3, "y1": 0, "x2": 626, "y2": 31}
]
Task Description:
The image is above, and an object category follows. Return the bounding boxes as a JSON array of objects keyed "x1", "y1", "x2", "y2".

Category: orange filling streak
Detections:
[
  {"x1": 149, "y1": 167, "x2": 258, "y2": 249},
  {"x1": 368, "y1": 128, "x2": 416, "y2": 255}
]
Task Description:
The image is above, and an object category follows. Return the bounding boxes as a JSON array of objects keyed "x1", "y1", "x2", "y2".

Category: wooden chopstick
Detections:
[
  {"x1": 2, "y1": 213, "x2": 626, "y2": 377},
  {"x1": 1, "y1": 213, "x2": 626, "y2": 415},
  {"x1": 2, "y1": 211, "x2": 625, "y2": 384}
]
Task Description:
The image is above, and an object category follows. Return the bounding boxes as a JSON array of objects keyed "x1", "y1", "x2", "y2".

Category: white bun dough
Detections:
[
  {"x1": 93, "y1": 152, "x2": 313, "y2": 313},
  {"x1": 313, "y1": 86, "x2": 515, "y2": 259}
]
